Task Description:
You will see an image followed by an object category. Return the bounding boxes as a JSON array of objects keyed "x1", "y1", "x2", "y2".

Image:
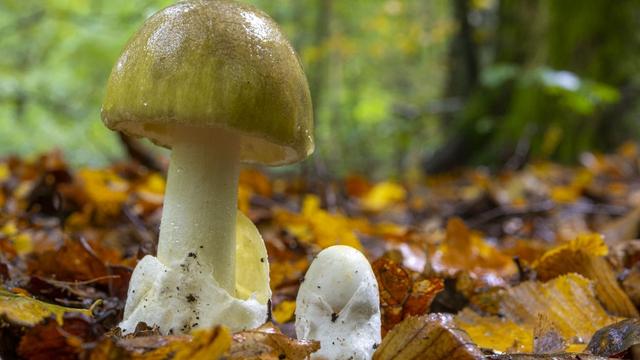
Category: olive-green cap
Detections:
[{"x1": 101, "y1": 0, "x2": 313, "y2": 165}]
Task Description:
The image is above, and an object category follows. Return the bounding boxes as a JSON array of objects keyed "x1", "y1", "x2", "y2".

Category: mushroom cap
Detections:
[{"x1": 101, "y1": 0, "x2": 313, "y2": 165}]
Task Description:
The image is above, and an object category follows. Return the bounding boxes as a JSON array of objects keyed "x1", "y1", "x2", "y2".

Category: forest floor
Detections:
[{"x1": 2, "y1": 144, "x2": 640, "y2": 359}]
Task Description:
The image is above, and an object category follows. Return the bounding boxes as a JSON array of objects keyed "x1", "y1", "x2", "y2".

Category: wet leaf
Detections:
[
  {"x1": 372, "y1": 257, "x2": 444, "y2": 335},
  {"x1": 373, "y1": 313, "x2": 484, "y2": 360},
  {"x1": 586, "y1": 319, "x2": 640, "y2": 358},
  {"x1": 0, "y1": 288, "x2": 92, "y2": 326},
  {"x1": 18, "y1": 318, "x2": 94, "y2": 360}
]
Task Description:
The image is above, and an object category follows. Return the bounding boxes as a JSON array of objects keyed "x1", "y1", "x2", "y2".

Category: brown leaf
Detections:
[
  {"x1": 532, "y1": 314, "x2": 565, "y2": 354},
  {"x1": 486, "y1": 354, "x2": 608, "y2": 359},
  {"x1": 229, "y1": 323, "x2": 319, "y2": 360},
  {"x1": 586, "y1": 319, "x2": 640, "y2": 358},
  {"x1": 431, "y1": 218, "x2": 517, "y2": 286},
  {"x1": 372, "y1": 257, "x2": 444, "y2": 335},
  {"x1": 18, "y1": 318, "x2": 94, "y2": 360},
  {"x1": 600, "y1": 206, "x2": 640, "y2": 246},
  {"x1": 373, "y1": 313, "x2": 484, "y2": 360}
]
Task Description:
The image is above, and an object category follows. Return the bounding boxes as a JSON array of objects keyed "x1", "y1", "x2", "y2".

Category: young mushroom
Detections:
[
  {"x1": 101, "y1": 0, "x2": 313, "y2": 334},
  {"x1": 296, "y1": 245, "x2": 381, "y2": 360}
]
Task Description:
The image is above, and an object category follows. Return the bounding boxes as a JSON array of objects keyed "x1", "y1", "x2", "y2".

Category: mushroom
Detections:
[
  {"x1": 296, "y1": 245, "x2": 381, "y2": 360},
  {"x1": 101, "y1": 0, "x2": 313, "y2": 334}
]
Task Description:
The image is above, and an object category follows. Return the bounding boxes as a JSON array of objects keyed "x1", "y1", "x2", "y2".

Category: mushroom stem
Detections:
[{"x1": 157, "y1": 126, "x2": 240, "y2": 295}]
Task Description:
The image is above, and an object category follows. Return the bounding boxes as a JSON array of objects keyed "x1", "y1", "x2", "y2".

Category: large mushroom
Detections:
[{"x1": 101, "y1": 0, "x2": 313, "y2": 334}]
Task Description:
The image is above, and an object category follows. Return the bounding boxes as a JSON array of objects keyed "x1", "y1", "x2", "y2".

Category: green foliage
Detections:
[{"x1": 0, "y1": 0, "x2": 452, "y2": 178}]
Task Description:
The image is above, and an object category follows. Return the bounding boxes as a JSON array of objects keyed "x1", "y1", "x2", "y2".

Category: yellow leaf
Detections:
[
  {"x1": 89, "y1": 327, "x2": 231, "y2": 360},
  {"x1": 78, "y1": 169, "x2": 129, "y2": 217},
  {"x1": 533, "y1": 233, "x2": 637, "y2": 317},
  {"x1": 272, "y1": 300, "x2": 296, "y2": 324},
  {"x1": 14, "y1": 233, "x2": 33, "y2": 256},
  {"x1": 171, "y1": 327, "x2": 231, "y2": 360},
  {"x1": 1, "y1": 221, "x2": 17, "y2": 236},
  {"x1": 533, "y1": 233, "x2": 608, "y2": 268},
  {"x1": 0, "y1": 163, "x2": 9, "y2": 182},
  {"x1": 0, "y1": 288, "x2": 93, "y2": 326},
  {"x1": 360, "y1": 181, "x2": 406, "y2": 212},
  {"x1": 457, "y1": 273, "x2": 618, "y2": 354},
  {"x1": 275, "y1": 195, "x2": 363, "y2": 250},
  {"x1": 456, "y1": 309, "x2": 532, "y2": 353}
]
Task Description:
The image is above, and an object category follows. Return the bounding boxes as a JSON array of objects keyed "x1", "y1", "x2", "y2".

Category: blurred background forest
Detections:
[{"x1": 0, "y1": 0, "x2": 639, "y2": 178}]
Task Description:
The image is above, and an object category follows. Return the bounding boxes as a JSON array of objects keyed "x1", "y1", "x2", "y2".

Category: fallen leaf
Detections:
[
  {"x1": 532, "y1": 233, "x2": 638, "y2": 317},
  {"x1": 431, "y1": 218, "x2": 517, "y2": 285},
  {"x1": 18, "y1": 318, "x2": 94, "y2": 360},
  {"x1": 456, "y1": 309, "x2": 532, "y2": 353},
  {"x1": 229, "y1": 323, "x2": 319, "y2": 359},
  {"x1": 90, "y1": 326, "x2": 231, "y2": 360},
  {"x1": 586, "y1": 319, "x2": 640, "y2": 358},
  {"x1": 457, "y1": 274, "x2": 618, "y2": 353},
  {"x1": 360, "y1": 181, "x2": 406, "y2": 212},
  {"x1": 372, "y1": 257, "x2": 444, "y2": 335},
  {"x1": 272, "y1": 300, "x2": 296, "y2": 324},
  {"x1": 532, "y1": 314, "x2": 566, "y2": 354},
  {"x1": 373, "y1": 313, "x2": 484, "y2": 360},
  {"x1": 0, "y1": 288, "x2": 92, "y2": 326},
  {"x1": 275, "y1": 195, "x2": 363, "y2": 250},
  {"x1": 599, "y1": 207, "x2": 640, "y2": 246}
]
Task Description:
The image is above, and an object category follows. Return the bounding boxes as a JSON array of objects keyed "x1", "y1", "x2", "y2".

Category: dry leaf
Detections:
[
  {"x1": 457, "y1": 274, "x2": 618, "y2": 354},
  {"x1": 532, "y1": 233, "x2": 638, "y2": 317},
  {"x1": 229, "y1": 323, "x2": 319, "y2": 359},
  {"x1": 0, "y1": 288, "x2": 92, "y2": 326},
  {"x1": 373, "y1": 313, "x2": 483, "y2": 360}
]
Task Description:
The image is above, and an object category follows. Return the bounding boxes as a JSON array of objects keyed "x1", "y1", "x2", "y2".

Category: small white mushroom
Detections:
[{"x1": 296, "y1": 245, "x2": 381, "y2": 360}]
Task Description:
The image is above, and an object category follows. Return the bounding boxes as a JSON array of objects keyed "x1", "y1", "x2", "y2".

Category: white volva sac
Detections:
[
  {"x1": 296, "y1": 245, "x2": 381, "y2": 360},
  {"x1": 120, "y1": 212, "x2": 271, "y2": 334}
]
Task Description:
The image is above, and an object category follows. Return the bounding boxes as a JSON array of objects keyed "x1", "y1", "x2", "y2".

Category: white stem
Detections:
[{"x1": 157, "y1": 126, "x2": 240, "y2": 295}]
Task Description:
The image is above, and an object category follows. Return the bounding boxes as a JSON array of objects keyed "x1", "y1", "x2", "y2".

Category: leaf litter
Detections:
[{"x1": 2, "y1": 143, "x2": 640, "y2": 358}]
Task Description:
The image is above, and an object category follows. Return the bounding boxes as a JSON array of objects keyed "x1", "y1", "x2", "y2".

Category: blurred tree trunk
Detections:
[
  {"x1": 425, "y1": 0, "x2": 640, "y2": 173},
  {"x1": 303, "y1": 0, "x2": 333, "y2": 183}
]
